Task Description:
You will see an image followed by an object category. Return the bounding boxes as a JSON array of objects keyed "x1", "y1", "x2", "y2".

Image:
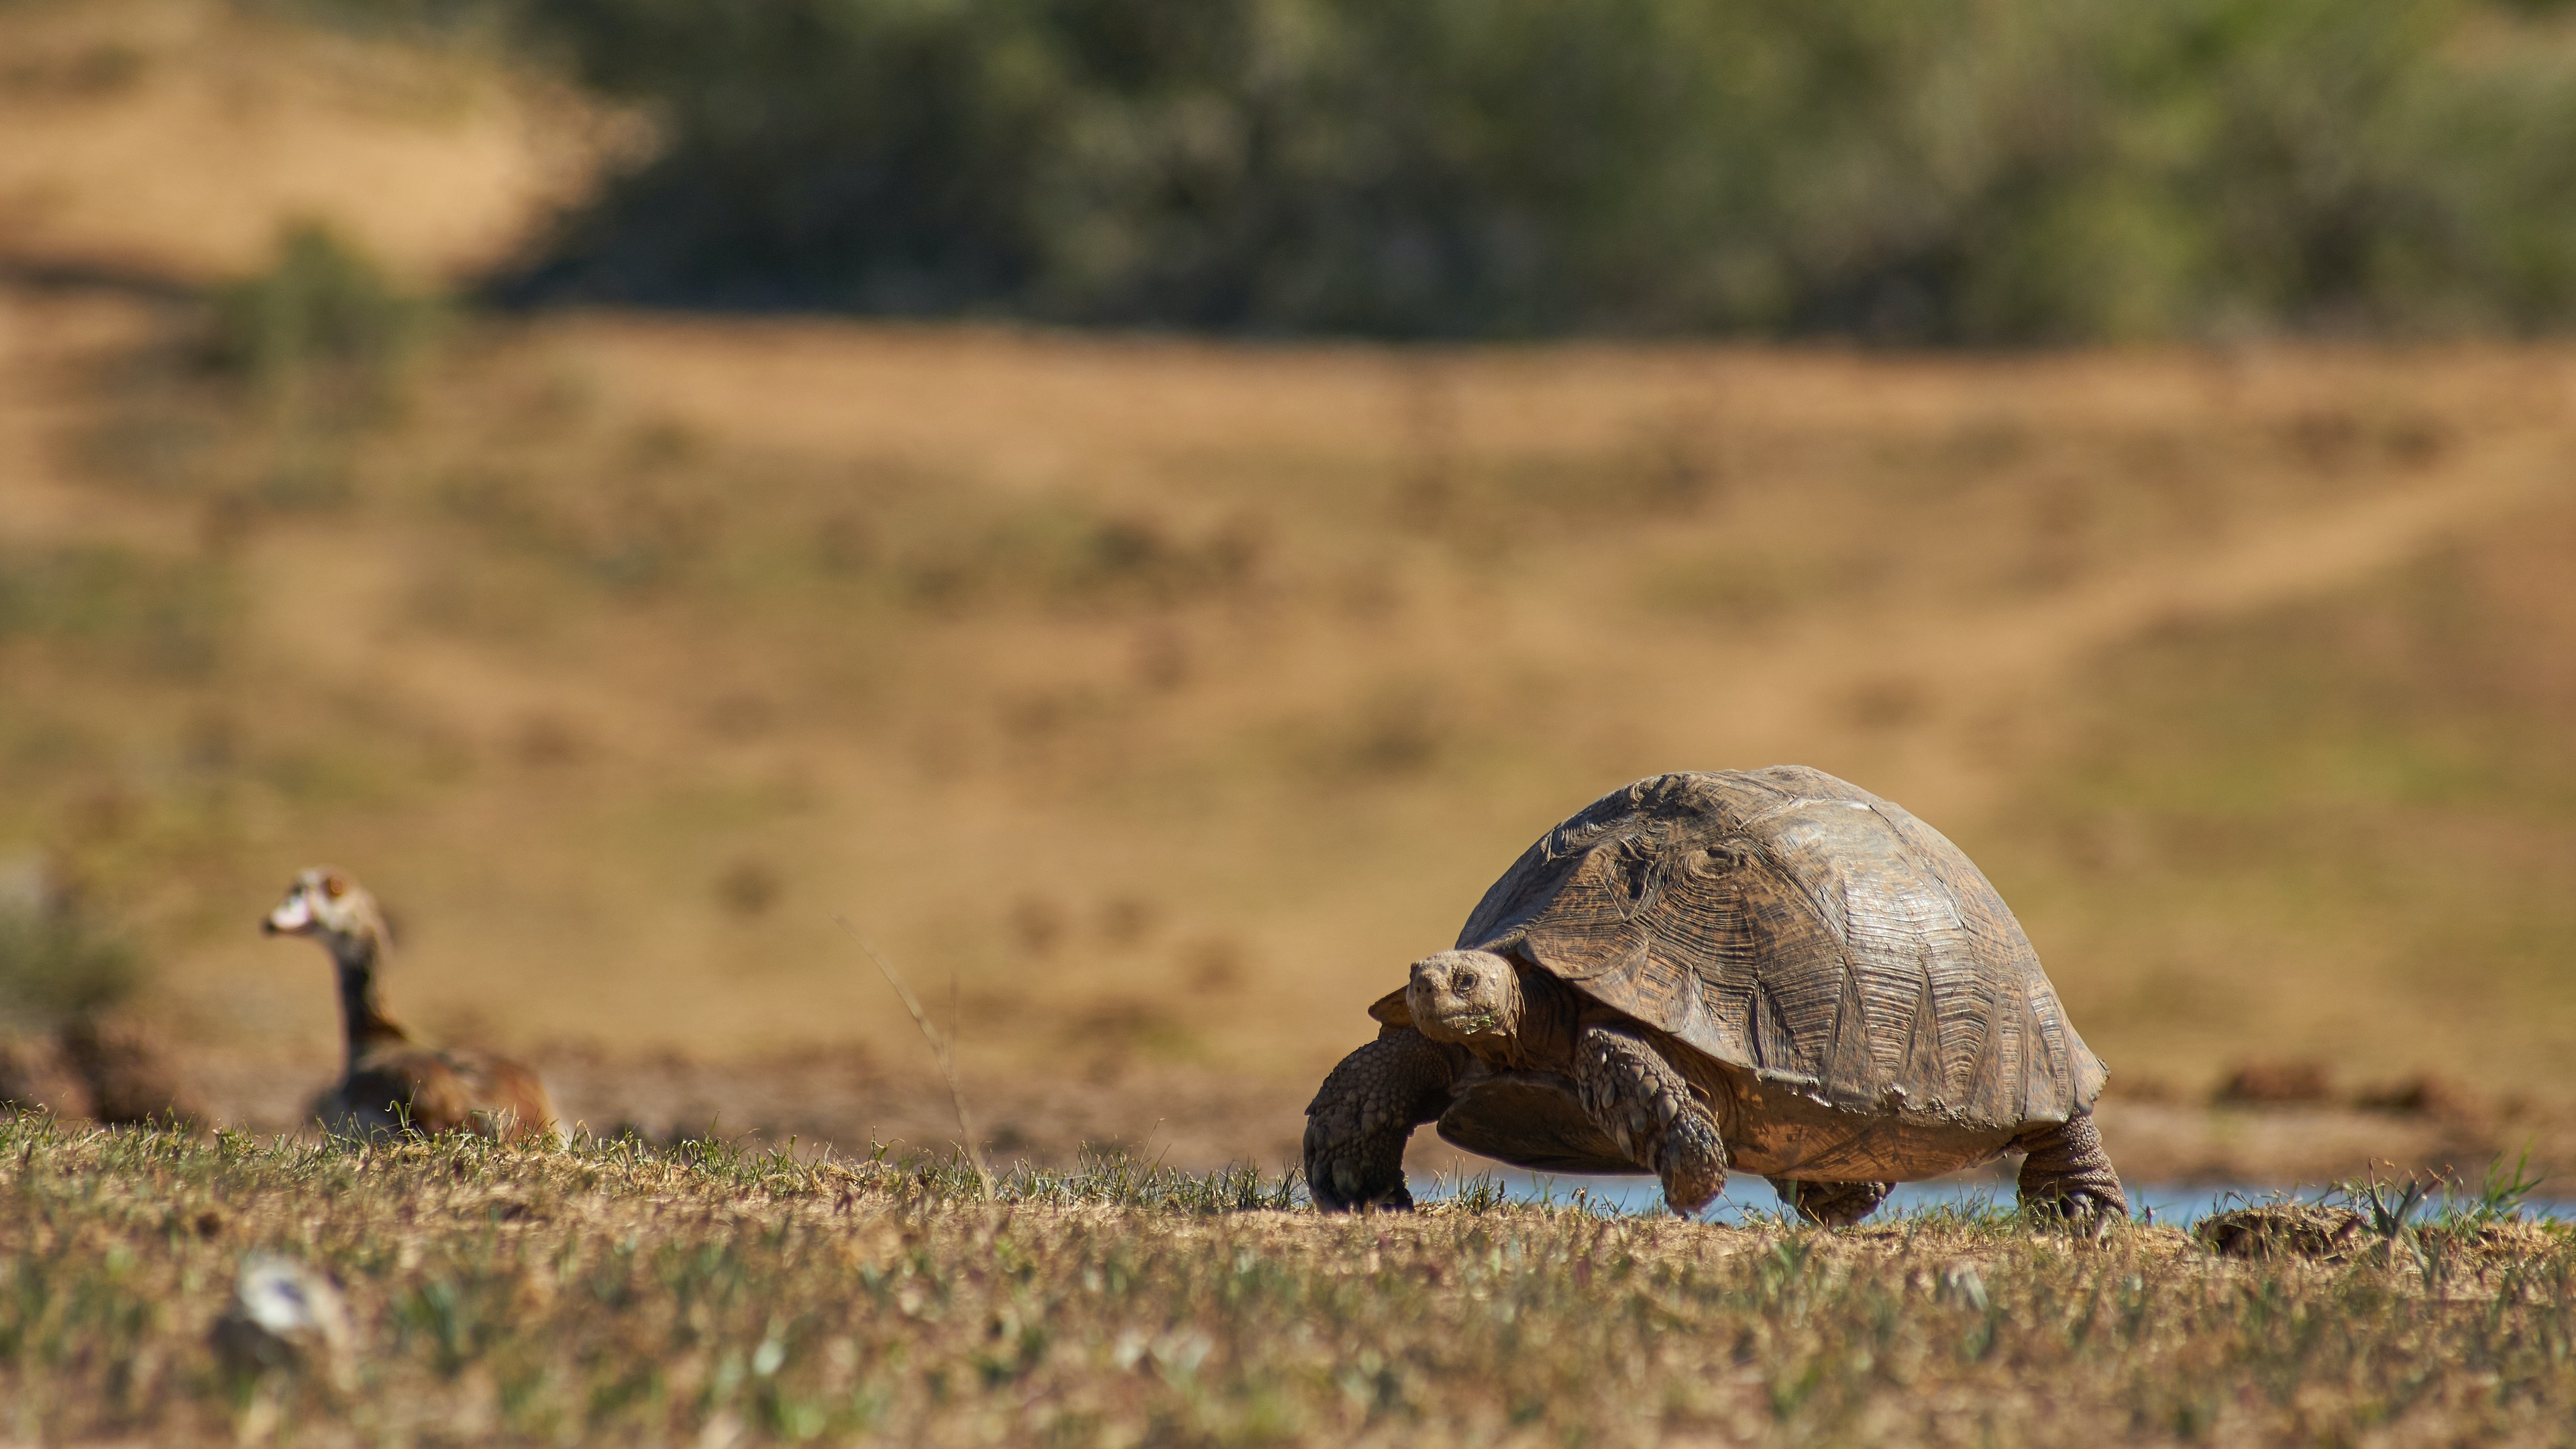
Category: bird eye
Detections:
[{"x1": 323, "y1": 875, "x2": 346, "y2": 899}]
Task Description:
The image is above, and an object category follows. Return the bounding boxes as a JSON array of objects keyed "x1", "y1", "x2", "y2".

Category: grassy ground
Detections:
[{"x1": 5, "y1": 1113, "x2": 2573, "y2": 1448}]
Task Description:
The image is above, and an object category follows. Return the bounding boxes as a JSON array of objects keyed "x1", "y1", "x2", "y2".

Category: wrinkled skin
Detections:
[{"x1": 2012, "y1": 1115, "x2": 2129, "y2": 1220}]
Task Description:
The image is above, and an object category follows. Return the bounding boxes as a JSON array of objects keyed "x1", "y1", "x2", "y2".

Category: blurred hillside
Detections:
[
  {"x1": 8, "y1": 284, "x2": 2575, "y2": 1091},
  {"x1": 499, "y1": 0, "x2": 2576, "y2": 339},
  {"x1": 0, "y1": 0, "x2": 2571, "y2": 1120}
]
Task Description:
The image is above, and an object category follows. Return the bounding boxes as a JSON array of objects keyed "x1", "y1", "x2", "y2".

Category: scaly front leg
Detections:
[
  {"x1": 1572, "y1": 1024, "x2": 1727, "y2": 1215},
  {"x1": 1303, "y1": 1027, "x2": 1458, "y2": 1212}
]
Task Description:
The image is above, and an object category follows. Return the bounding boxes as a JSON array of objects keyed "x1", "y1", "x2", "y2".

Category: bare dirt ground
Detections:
[{"x1": 152, "y1": 1046, "x2": 2576, "y2": 1192}]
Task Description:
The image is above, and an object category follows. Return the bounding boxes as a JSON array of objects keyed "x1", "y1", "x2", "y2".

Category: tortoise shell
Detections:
[{"x1": 1391, "y1": 767, "x2": 2106, "y2": 1180}]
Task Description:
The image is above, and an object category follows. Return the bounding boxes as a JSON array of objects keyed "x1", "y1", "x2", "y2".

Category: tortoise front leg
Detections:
[
  {"x1": 1768, "y1": 1179, "x2": 1893, "y2": 1227},
  {"x1": 1572, "y1": 1025, "x2": 1727, "y2": 1215},
  {"x1": 2012, "y1": 1113, "x2": 2128, "y2": 1221},
  {"x1": 1303, "y1": 1027, "x2": 1457, "y2": 1212}
]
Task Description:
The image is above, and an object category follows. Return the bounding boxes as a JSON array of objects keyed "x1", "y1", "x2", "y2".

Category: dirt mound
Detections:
[
  {"x1": 0, "y1": 0, "x2": 621, "y2": 286},
  {"x1": 56, "y1": 1016, "x2": 199, "y2": 1125},
  {"x1": 2214, "y1": 1060, "x2": 2334, "y2": 1107}
]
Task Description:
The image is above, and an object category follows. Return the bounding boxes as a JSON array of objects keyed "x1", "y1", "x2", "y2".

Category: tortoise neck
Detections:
[{"x1": 1509, "y1": 968, "x2": 1580, "y2": 1072}]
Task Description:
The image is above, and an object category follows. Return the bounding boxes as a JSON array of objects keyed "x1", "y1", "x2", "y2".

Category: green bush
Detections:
[
  {"x1": 486, "y1": 0, "x2": 2576, "y2": 339},
  {"x1": 212, "y1": 222, "x2": 433, "y2": 408}
]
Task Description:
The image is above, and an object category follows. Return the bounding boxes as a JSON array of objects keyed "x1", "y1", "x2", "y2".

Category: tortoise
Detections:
[{"x1": 1303, "y1": 767, "x2": 2125, "y2": 1224}]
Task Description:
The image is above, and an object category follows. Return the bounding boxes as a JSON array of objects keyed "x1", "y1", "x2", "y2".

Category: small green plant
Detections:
[
  {"x1": 2455, "y1": 1147, "x2": 2547, "y2": 1227},
  {"x1": 210, "y1": 223, "x2": 433, "y2": 417},
  {"x1": 1444, "y1": 1172, "x2": 1510, "y2": 1214},
  {"x1": 2353, "y1": 1175, "x2": 2430, "y2": 1235},
  {"x1": 2327, "y1": 1171, "x2": 2438, "y2": 1269}
]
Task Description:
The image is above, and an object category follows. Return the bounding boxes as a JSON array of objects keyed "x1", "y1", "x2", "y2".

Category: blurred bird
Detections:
[{"x1": 262, "y1": 868, "x2": 560, "y2": 1142}]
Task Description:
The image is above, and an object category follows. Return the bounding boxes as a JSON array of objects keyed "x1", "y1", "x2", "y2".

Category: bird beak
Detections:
[{"x1": 264, "y1": 895, "x2": 313, "y2": 936}]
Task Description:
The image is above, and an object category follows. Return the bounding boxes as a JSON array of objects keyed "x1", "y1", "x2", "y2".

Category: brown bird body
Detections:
[{"x1": 263, "y1": 869, "x2": 560, "y2": 1142}]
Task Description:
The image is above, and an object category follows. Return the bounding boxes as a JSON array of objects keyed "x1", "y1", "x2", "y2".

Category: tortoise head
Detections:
[
  {"x1": 262, "y1": 867, "x2": 389, "y2": 961},
  {"x1": 1405, "y1": 949, "x2": 1525, "y2": 1048}
]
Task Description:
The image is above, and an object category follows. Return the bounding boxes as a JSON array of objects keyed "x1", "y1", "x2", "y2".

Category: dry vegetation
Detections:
[
  {"x1": 11, "y1": 283, "x2": 2575, "y2": 1099},
  {"x1": 4, "y1": 1115, "x2": 2573, "y2": 1448}
]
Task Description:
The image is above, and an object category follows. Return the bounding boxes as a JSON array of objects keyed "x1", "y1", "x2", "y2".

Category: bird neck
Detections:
[{"x1": 328, "y1": 933, "x2": 411, "y2": 1067}]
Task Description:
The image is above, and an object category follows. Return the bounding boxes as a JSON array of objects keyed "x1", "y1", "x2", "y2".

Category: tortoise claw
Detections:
[
  {"x1": 1309, "y1": 1169, "x2": 1415, "y2": 1214},
  {"x1": 2025, "y1": 1186, "x2": 2129, "y2": 1238}
]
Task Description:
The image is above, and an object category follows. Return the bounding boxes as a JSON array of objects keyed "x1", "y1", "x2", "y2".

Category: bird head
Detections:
[{"x1": 261, "y1": 869, "x2": 388, "y2": 960}]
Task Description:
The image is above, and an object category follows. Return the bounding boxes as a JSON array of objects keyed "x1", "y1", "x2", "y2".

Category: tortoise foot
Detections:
[
  {"x1": 1303, "y1": 1028, "x2": 1455, "y2": 1212},
  {"x1": 1571, "y1": 1024, "x2": 1727, "y2": 1216},
  {"x1": 1658, "y1": 1107, "x2": 1727, "y2": 1215},
  {"x1": 1768, "y1": 1178, "x2": 1893, "y2": 1227},
  {"x1": 2013, "y1": 1114, "x2": 2127, "y2": 1223}
]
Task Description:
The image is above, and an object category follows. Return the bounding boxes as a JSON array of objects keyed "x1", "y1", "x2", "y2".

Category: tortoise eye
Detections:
[{"x1": 322, "y1": 875, "x2": 347, "y2": 899}]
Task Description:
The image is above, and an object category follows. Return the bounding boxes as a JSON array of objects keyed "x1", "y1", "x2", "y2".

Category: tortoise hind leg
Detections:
[
  {"x1": 1303, "y1": 1028, "x2": 1457, "y2": 1212},
  {"x1": 2012, "y1": 1114, "x2": 2128, "y2": 1221},
  {"x1": 1768, "y1": 1178, "x2": 1892, "y2": 1227},
  {"x1": 1571, "y1": 1025, "x2": 1727, "y2": 1215}
]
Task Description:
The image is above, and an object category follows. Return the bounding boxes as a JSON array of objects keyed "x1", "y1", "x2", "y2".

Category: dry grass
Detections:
[{"x1": 4, "y1": 1113, "x2": 2574, "y2": 1447}]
